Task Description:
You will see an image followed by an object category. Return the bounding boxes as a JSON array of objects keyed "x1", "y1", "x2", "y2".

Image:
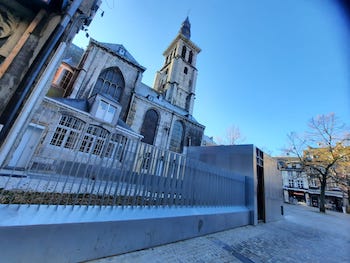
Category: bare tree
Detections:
[
  {"x1": 215, "y1": 125, "x2": 246, "y2": 145},
  {"x1": 285, "y1": 113, "x2": 350, "y2": 213}
]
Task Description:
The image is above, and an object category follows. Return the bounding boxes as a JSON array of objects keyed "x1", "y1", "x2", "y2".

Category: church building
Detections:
[{"x1": 3, "y1": 17, "x2": 206, "y2": 168}]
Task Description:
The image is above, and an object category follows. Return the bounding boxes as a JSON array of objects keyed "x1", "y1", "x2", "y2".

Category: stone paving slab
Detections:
[{"x1": 86, "y1": 204, "x2": 350, "y2": 263}]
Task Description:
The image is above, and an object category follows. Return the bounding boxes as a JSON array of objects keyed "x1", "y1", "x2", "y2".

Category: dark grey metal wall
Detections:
[{"x1": 186, "y1": 144, "x2": 284, "y2": 225}]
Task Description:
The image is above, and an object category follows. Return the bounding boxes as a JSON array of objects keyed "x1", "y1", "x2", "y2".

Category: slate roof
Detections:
[
  {"x1": 179, "y1": 16, "x2": 191, "y2": 39},
  {"x1": 53, "y1": 98, "x2": 89, "y2": 112},
  {"x1": 136, "y1": 82, "x2": 203, "y2": 126},
  {"x1": 62, "y1": 44, "x2": 84, "y2": 68},
  {"x1": 91, "y1": 39, "x2": 146, "y2": 71},
  {"x1": 117, "y1": 119, "x2": 135, "y2": 132}
]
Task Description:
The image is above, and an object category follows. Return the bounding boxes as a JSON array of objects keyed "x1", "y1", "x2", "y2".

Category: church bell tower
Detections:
[{"x1": 153, "y1": 17, "x2": 201, "y2": 115}]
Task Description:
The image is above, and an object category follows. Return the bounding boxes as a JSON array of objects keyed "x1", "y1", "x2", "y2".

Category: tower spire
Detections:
[{"x1": 179, "y1": 16, "x2": 191, "y2": 39}]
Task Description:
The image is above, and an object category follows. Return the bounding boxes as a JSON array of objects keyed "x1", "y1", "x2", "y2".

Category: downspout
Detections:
[
  {"x1": 0, "y1": 0, "x2": 85, "y2": 165},
  {"x1": 0, "y1": 43, "x2": 66, "y2": 166},
  {"x1": 0, "y1": 0, "x2": 84, "y2": 145}
]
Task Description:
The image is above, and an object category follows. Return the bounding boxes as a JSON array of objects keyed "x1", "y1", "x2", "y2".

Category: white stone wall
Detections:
[
  {"x1": 127, "y1": 93, "x2": 204, "y2": 151},
  {"x1": 281, "y1": 170, "x2": 309, "y2": 189},
  {"x1": 127, "y1": 95, "x2": 173, "y2": 149},
  {"x1": 70, "y1": 42, "x2": 144, "y2": 120},
  {"x1": 154, "y1": 36, "x2": 199, "y2": 115}
]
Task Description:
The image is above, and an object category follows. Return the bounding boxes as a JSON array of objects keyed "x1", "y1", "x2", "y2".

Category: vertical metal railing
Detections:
[{"x1": 0, "y1": 131, "x2": 246, "y2": 207}]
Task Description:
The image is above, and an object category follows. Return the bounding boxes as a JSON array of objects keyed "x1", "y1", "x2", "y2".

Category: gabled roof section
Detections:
[
  {"x1": 53, "y1": 98, "x2": 89, "y2": 112},
  {"x1": 136, "y1": 82, "x2": 204, "y2": 127},
  {"x1": 62, "y1": 43, "x2": 84, "y2": 68},
  {"x1": 90, "y1": 38, "x2": 146, "y2": 72}
]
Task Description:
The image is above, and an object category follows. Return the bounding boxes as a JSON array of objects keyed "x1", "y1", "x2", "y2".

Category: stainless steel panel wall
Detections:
[
  {"x1": 187, "y1": 144, "x2": 283, "y2": 225},
  {"x1": 262, "y1": 153, "x2": 284, "y2": 222},
  {"x1": 187, "y1": 145, "x2": 256, "y2": 224}
]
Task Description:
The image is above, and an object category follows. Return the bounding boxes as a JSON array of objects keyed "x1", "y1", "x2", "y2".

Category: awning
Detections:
[{"x1": 291, "y1": 192, "x2": 305, "y2": 196}]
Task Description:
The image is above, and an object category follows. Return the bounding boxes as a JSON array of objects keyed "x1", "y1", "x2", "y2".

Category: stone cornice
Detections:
[{"x1": 163, "y1": 34, "x2": 201, "y2": 56}]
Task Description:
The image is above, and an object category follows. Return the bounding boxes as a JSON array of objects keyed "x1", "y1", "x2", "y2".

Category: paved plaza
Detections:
[{"x1": 87, "y1": 204, "x2": 350, "y2": 263}]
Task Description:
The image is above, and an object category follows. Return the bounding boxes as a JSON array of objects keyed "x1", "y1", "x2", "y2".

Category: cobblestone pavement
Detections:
[{"x1": 88, "y1": 204, "x2": 350, "y2": 263}]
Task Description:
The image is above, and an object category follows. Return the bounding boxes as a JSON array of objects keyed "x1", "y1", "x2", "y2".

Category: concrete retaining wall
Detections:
[{"x1": 0, "y1": 205, "x2": 251, "y2": 262}]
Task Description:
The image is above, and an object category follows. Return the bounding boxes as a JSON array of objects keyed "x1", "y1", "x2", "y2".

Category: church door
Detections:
[{"x1": 8, "y1": 124, "x2": 43, "y2": 168}]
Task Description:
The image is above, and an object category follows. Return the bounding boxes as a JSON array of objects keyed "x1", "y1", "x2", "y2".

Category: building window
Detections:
[
  {"x1": 140, "y1": 109, "x2": 159, "y2": 145},
  {"x1": 50, "y1": 115, "x2": 84, "y2": 149},
  {"x1": 297, "y1": 179, "x2": 304, "y2": 189},
  {"x1": 185, "y1": 95, "x2": 191, "y2": 111},
  {"x1": 310, "y1": 178, "x2": 318, "y2": 188},
  {"x1": 95, "y1": 100, "x2": 116, "y2": 123},
  {"x1": 184, "y1": 67, "x2": 188, "y2": 74},
  {"x1": 289, "y1": 179, "x2": 294, "y2": 188},
  {"x1": 169, "y1": 120, "x2": 184, "y2": 153},
  {"x1": 91, "y1": 67, "x2": 125, "y2": 101},
  {"x1": 59, "y1": 69, "x2": 73, "y2": 89},
  {"x1": 141, "y1": 152, "x2": 152, "y2": 170},
  {"x1": 49, "y1": 65, "x2": 74, "y2": 97},
  {"x1": 181, "y1": 46, "x2": 187, "y2": 59},
  {"x1": 79, "y1": 125, "x2": 109, "y2": 155},
  {"x1": 64, "y1": 130, "x2": 80, "y2": 149},
  {"x1": 105, "y1": 134, "x2": 127, "y2": 161},
  {"x1": 188, "y1": 51, "x2": 193, "y2": 64},
  {"x1": 52, "y1": 66, "x2": 73, "y2": 90}
]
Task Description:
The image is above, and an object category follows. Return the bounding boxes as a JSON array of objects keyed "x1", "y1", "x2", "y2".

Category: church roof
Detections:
[
  {"x1": 163, "y1": 17, "x2": 201, "y2": 55},
  {"x1": 117, "y1": 119, "x2": 134, "y2": 132},
  {"x1": 136, "y1": 83, "x2": 203, "y2": 126},
  {"x1": 90, "y1": 39, "x2": 146, "y2": 71},
  {"x1": 53, "y1": 98, "x2": 89, "y2": 112},
  {"x1": 62, "y1": 43, "x2": 84, "y2": 68},
  {"x1": 179, "y1": 16, "x2": 191, "y2": 39}
]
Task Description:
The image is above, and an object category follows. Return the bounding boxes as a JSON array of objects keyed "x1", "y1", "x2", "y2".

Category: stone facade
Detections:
[
  {"x1": 0, "y1": 0, "x2": 100, "y2": 130},
  {"x1": 71, "y1": 39, "x2": 145, "y2": 122},
  {"x1": 2, "y1": 16, "x2": 205, "y2": 168},
  {"x1": 0, "y1": 0, "x2": 101, "y2": 167},
  {"x1": 66, "y1": 17, "x2": 205, "y2": 152},
  {"x1": 153, "y1": 18, "x2": 200, "y2": 115}
]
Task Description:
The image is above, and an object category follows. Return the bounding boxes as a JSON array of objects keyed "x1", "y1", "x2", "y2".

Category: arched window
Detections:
[
  {"x1": 79, "y1": 125, "x2": 109, "y2": 155},
  {"x1": 169, "y1": 120, "x2": 184, "y2": 153},
  {"x1": 140, "y1": 109, "x2": 159, "y2": 145},
  {"x1": 50, "y1": 115, "x2": 85, "y2": 149},
  {"x1": 53, "y1": 67, "x2": 73, "y2": 90},
  {"x1": 184, "y1": 67, "x2": 188, "y2": 74},
  {"x1": 185, "y1": 95, "x2": 191, "y2": 111},
  {"x1": 188, "y1": 51, "x2": 193, "y2": 64},
  {"x1": 105, "y1": 133, "x2": 127, "y2": 161},
  {"x1": 181, "y1": 46, "x2": 187, "y2": 59},
  {"x1": 91, "y1": 67, "x2": 125, "y2": 101}
]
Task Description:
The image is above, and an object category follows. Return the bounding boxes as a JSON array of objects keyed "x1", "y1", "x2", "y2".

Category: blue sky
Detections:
[{"x1": 73, "y1": 0, "x2": 350, "y2": 156}]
